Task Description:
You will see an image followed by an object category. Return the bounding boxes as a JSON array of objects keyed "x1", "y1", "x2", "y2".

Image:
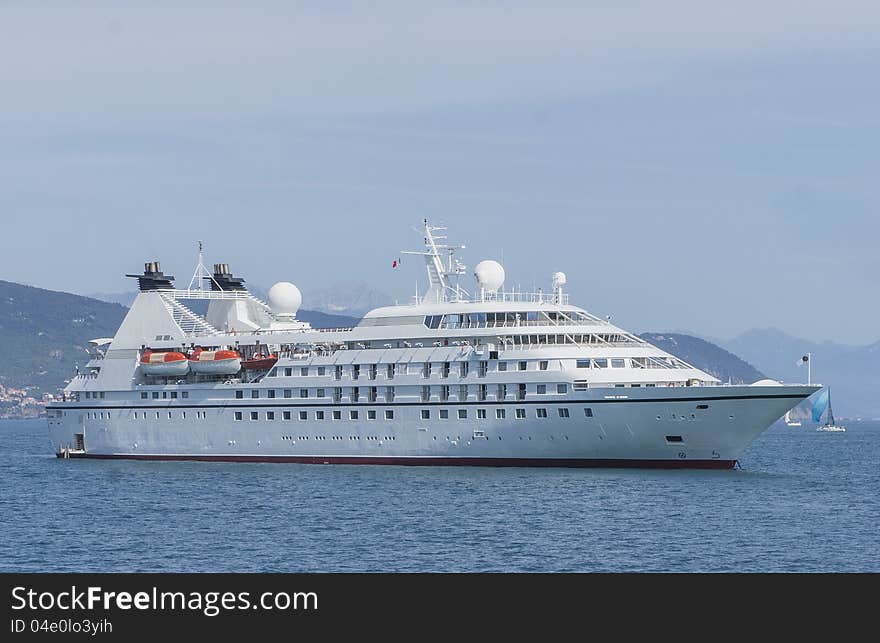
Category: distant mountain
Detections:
[
  {"x1": 300, "y1": 283, "x2": 396, "y2": 317},
  {"x1": 86, "y1": 291, "x2": 138, "y2": 307},
  {"x1": 0, "y1": 280, "x2": 128, "y2": 395},
  {"x1": 90, "y1": 285, "x2": 379, "y2": 321},
  {"x1": 296, "y1": 310, "x2": 359, "y2": 329},
  {"x1": 722, "y1": 328, "x2": 880, "y2": 419},
  {"x1": 640, "y1": 332, "x2": 765, "y2": 384}
]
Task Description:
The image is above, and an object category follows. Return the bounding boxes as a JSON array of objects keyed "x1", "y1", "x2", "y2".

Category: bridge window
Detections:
[
  {"x1": 268, "y1": 390, "x2": 275, "y2": 399},
  {"x1": 557, "y1": 384, "x2": 567, "y2": 394},
  {"x1": 421, "y1": 410, "x2": 430, "y2": 420},
  {"x1": 584, "y1": 408, "x2": 594, "y2": 418},
  {"x1": 385, "y1": 410, "x2": 394, "y2": 420},
  {"x1": 496, "y1": 409, "x2": 506, "y2": 419},
  {"x1": 251, "y1": 390, "x2": 259, "y2": 399},
  {"x1": 477, "y1": 409, "x2": 487, "y2": 419},
  {"x1": 250, "y1": 411, "x2": 259, "y2": 421},
  {"x1": 537, "y1": 385, "x2": 547, "y2": 394},
  {"x1": 458, "y1": 409, "x2": 468, "y2": 420},
  {"x1": 267, "y1": 411, "x2": 275, "y2": 421},
  {"x1": 283, "y1": 411, "x2": 291, "y2": 421},
  {"x1": 558, "y1": 408, "x2": 570, "y2": 418},
  {"x1": 515, "y1": 409, "x2": 526, "y2": 419},
  {"x1": 439, "y1": 409, "x2": 449, "y2": 420},
  {"x1": 536, "y1": 408, "x2": 548, "y2": 418},
  {"x1": 234, "y1": 411, "x2": 243, "y2": 421},
  {"x1": 611, "y1": 358, "x2": 626, "y2": 368}
]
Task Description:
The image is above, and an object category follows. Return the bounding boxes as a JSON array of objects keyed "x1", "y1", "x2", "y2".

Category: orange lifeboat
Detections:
[
  {"x1": 140, "y1": 350, "x2": 190, "y2": 376},
  {"x1": 242, "y1": 352, "x2": 279, "y2": 371},
  {"x1": 188, "y1": 347, "x2": 242, "y2": 375}
]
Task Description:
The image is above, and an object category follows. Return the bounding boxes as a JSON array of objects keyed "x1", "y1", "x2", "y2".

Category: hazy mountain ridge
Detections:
[
  {"x1": 639, "y1": 332, "x2": 765, "y2": 384},
  {"x1": 723, "y1": 328, "x2": 880, "y2": 419},
  {"x1": 0, "y1": 280, "x2": 128, "y2": 394}
]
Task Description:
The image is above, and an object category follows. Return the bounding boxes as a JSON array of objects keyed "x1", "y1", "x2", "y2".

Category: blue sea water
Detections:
[{"x1": 1, "y1": 419, "x2": 878, "y2": 572}]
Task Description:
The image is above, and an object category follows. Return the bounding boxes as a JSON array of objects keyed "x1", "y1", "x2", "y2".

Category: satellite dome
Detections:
[
  {"x1": 268, "y1": 282, "x2": 302, "y2": 317},
  {"x1": 552, "y1": 272, "x2": 567, "y2": 288},
  {"x1": 474, "y1": 260, "x2": 505, "y2": 293}
]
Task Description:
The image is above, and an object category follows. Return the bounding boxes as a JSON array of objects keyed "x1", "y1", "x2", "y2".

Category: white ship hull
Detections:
[{"x1": 47, "y1": 385, "x2": 814, "y2": 469}]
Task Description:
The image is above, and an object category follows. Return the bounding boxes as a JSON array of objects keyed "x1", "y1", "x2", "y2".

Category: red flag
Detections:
[{"x1": 392, "y1": 260, "x2": 398, "y2": 268}]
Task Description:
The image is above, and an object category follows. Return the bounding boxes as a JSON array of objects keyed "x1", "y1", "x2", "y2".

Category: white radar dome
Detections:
[
  {"x1": 268, "y1": 282, "x2": 302, "y2": 317},
  {"x1": 474, "y1": 260, "x2": 505, "y2": 292},
  {"x1": 552, "y1": 272, "x2": 567, "y2": 288}
]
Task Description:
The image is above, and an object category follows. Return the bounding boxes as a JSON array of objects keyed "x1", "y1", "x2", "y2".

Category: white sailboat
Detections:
[
  {"x1": 784, "y1": 410, "x2": 802, "y2": 427},
  {"x1": 812, "y1": 388, "x2": 846, "y2": 432}
]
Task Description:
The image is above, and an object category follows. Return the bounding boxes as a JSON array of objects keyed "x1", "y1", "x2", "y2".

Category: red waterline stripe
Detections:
[{"x1": 57, "y1": 453, "x2": 736, "y2": 470}]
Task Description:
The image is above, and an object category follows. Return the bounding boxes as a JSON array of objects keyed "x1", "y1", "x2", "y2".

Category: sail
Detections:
[{"x1": 812, "y1": 388, "x2": 829, "y2": 423}]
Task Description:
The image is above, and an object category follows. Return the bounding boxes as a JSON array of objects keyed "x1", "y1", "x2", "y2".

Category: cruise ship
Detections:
[{"x1": 47, "y1": 221, "x2": 816, "y2": 468}]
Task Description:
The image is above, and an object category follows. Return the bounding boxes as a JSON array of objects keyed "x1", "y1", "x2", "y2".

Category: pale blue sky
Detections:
[{"x1": 1, "y1": 2, "x2": 878, "y2": 342}]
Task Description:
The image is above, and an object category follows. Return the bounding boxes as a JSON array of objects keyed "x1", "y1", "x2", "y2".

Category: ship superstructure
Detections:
[{"x1": 48, "y1": 221, "x2": 816, "y2": 468}]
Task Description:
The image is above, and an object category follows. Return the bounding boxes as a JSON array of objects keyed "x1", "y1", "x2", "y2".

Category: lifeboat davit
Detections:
[
  {"x1": 189, "y1": 348, "x2": 242, "y2": 375},
  {"x1": 140, "y1": 350, "x2": 190, "y2": 376},
  {"x1": 242, "y1": 353, "x2": 279, "y2": 371}
]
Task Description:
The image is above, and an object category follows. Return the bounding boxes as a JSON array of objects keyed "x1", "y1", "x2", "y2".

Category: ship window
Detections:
[
  {"x1": 496, "y1": 409, "x2": 506, "y2": 420},
  {"x1": 300, "y1": 389, "x2": 308, "y2": 399},
  {"x1": 268, "y1": 390, "x2": 276, "y2": 399},
  {"x1": 298, "y1": 367, "x2": 307, "y2": 377},
  {"x1": 333, "y1": 411, "x2": 341, "y2": 420},
  {"x1": 666, "y1": 435, "x2": 683, "y2": 443},
  {"x1": 539, "y1": 361, "x2": 548, "y2": 371},
  {"x1": 611, "y1": 358, "x2": 626, "y2": 368},
  {"x1": 576, "y1": 360, "x2": 590, "y2": 369},
  {"x1": 697, "y1": 404, "x2": 709, "y2": 410},
  {"x1": 350, "y1": 410, "x2": 358, "y2": 420},
  {"x1": 317, "y1": 367, "x2": 326, "y2": 376},
  {"x1": 439, "y1": 409, "x2": 449, "y2": 420},
  {"x1": 458, "y1": 409, "x2": 468, "y2": 420},
  {"x1": 421, "y1": 410, "x2": 430, "y2": 420},
  {"x1": 171, "y1": 392, "x2": 178, "y2": 399},
  {"x1": 155, "y1": 412, "x2": 160, "y2": 419},
  {"x1": 283, "y1": 411, "x2": 291, "y2": 420},
  {"x1": 584, "y1": 408, "x2": 594, "y2": 418},
  {"x1": 141, "y1": 392, "x2": 148, "y2": 399},
  {"x1": 182, "y1": 391, "x2": 189, "y2": 398},
  {"x1": 284, "y1": 389, "x2": 292, "y2": 398},
  {"x1": 368, "y1": 410, "x2": 377, "y2": 420},
  {"x1": 234, "y1": 411, "x2": 242, "y2": 421},
  {"x1": 267, "y1": 411, "x2": 275, "y2": 421},
  {"x1": 251, "y1": 390, "x2": 259, "y2": 399},
  {"x1": 235, "y1": 390, "x2": 243, "y2": 399},
  {"x1": 515, "y1": 409, "x2": 526, "y2": 419},
  {"x1": 536, "y1": 408, "x2": 548, "y2": 418},
  {"x1": 299, "y1": 411, "x2": 308, "y2": 421},
  {"x1": 615, "y1": 384, "x2": 625, "y2": 388},
  {"x1": 284, "y1": 368, "x2": 292, "y2": 377},
  {"x1": 167, "y1": 412, "x2": 172, "y2": 419},
  {"x1": 250, "y1": 411, "x2": 258, "y2": 421},
  {"x1": 317, "y1": 388, "x2": 325, "y2": 398},
  {"x1": 316, "y1": 411, "x2": 325, "y2": 420},
  {"x1": 557, "y1": 384, "x2": 567, "y2": 394},
  {"x1": 537, "y1": 385, "x2": 547, "y2": 394},
  {"x1": 593, "y1": 359, "x2": 608, "y2": 368},
  {"x1": 477, "y1": 409, "x2": 487, "y2": 419},
  {"x1": 498, "y1": 361, "x2": 507, "y2": 372},
  {"x1": 518, "y1": 361, "x2": 527, "y2": 371},
  {"x1": 162, "y1": 392, "x2": 167, "y2": 399},
  {"x1": 385, "y1": 410, "x2": 394, "y2": 420},
  {"x1": 558, "y1": 408, "x2": 570, "y2": 418},
  {"x1": 100, "y1": 392, "x2": 105, "y2": 399},
  {"x1": 152, "y1": 392, "x2": 159, "y2": 399}
]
